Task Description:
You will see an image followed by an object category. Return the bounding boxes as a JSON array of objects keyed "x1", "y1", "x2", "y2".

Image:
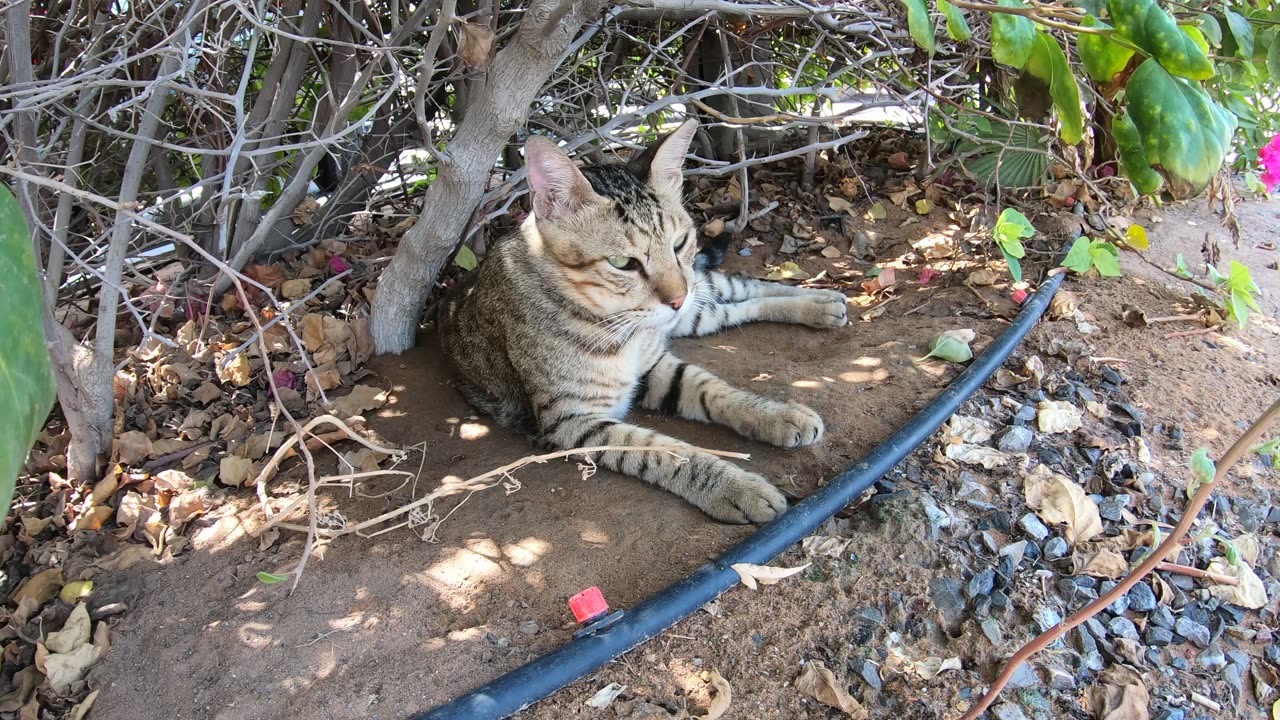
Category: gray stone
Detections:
[
  {"x1": 1044, "y1": 536, "x2": 1069, "y2": 560},
  {"x1": 1144, "y1": 626, "x2": 1174, "y2": 646},
  {"x1": 1098, "y1": 494, "x2": 1131, "y2": 522},
  {"x1": 929, "y1": 577, "x2": 967, "y2": 624},
  {"x1": 1151, "y1": 605, "x2": 1176, "y2": 629},
  {"x1": 1176, "y1": 617, "x2": 1211, "y2": 648},
  {"x1": 1197, "y1": 646, "x2": 1226, "y2": 669},
  {"x1": 1127, "y1": 581, "x2": 1158, "y2": 613},
  {"x1": 993, "y1": 704, "x2": 1029, "y2": 720},
  {"x1": 1046, "y1": 665, "x2": 1077, "y2": 690},
  {"x1": 1108, "y1": 617, "x2": 1139, "y2": 641},
  {"x1": 518, "y1": 621, "x2": 540, "y2": 635},
  {"x1": 982, "y1": 617, "x2": 1004, "y2": 645},
  {"x1": 1034, "y1": 607, "x2": 1066, "y2": 648},
  {"x1": 1019, "y1": 513, "x2": 1050, "y2": 541},
  {"x1": 997, "y1": 426, "x2": 1034, "y2": 453},
  {"x1": 859, "y1": 660, "x2": 883, "y2": 691},
  {"x1": 1154, "y1": 709, "x2": 1186, "y2": 720},
  {"x1": 1007, "y1": 662, "x2": 1039, "y2": 689},
  {"x1": 1014, "y1": 404, "x2": 1038, "y2": 422}
]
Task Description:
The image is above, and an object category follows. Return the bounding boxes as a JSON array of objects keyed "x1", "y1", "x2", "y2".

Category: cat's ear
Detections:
[
  {"x1": 524, "y1": 136, "x2": 601, "y2": 222},
  {"x1": 632, "y1": 118, "x2": 699, "y2": 196}
]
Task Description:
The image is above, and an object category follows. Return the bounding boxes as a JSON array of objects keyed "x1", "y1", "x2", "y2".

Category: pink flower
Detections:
[
  {"x1": 272, "y1": 369, "x2": 297, "y2": 390},
  {"x1": 1260, "y1": 135, "x2": 1280, "y2": 192},
  {"x1": 918, "y1": 267, "x2": 941, "y2": 285},
  {"x1": 329, "y1": 255, "x2": 351, "y2": 274}
]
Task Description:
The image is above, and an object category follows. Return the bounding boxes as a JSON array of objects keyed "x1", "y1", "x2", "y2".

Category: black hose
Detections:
[{"x1": 416, "y1": 245, "x2": 1071, "y2": 720}]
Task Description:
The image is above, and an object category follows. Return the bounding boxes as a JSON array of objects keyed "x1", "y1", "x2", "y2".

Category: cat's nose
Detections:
[{"x1": 667, "y1": 295, "x2": 686, "y2": 310}]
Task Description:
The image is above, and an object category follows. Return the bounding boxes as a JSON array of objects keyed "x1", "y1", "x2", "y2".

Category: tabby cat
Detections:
[{"x1": 439, "y1": 119, "x2": 848, "y2": 523}]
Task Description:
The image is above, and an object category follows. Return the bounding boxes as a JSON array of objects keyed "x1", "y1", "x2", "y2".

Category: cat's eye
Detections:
[
  {"x1": 606, "y1": 256, "x2": 640, "y2": 271},
  {"x1": 673, "y1": 232, "x2": 692, "y2": 251}
]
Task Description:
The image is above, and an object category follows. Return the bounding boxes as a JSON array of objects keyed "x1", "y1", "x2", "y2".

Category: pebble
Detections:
[
  {"x1": 1171, "y1": 657, "x2": 1189, "y2": 671},
  {"x1": 1127, "y1": 581, "x2": 1158, "y2": 612},
  {"x1": 1155, "y1": 709, "x2": 1186, "y2": 720},
  {"x1": 1145, "y1": 626, "x2": 1174, "y2": 646},
  {"x1": 1151, "y1": 606, "x2": 1176, "y2": 630},
  {"x1": 1197, "y1": 646, "x2": 1226, "y2": 669},
  {"x1": 1108, "y1": 617, "x2": 1139, "y2": 641},
  {"x1": 966, "y1": 569, "x2": 996, "y2": 599},
  {"x1": 1101, "y1": 581, "x2": 1130, "y2": 615},
  {"x1": 993, "y1": 510, "x2": 1012, "y2": 533},
  {"x1": 991, "y1": 590, "x2": 1009, "y2": 610},
  {"x1": 1007, "y1": 663, "x2": 1039, "y2": 689},
  {"x1": 982, "y1": 617, "x2": 1004, "y2": 645},
  {"x1": 1046, "y1": 665, "x2": 1077, "y2": 690},
  {"x1": 997, "y1": 426, "x2": 1034, "y2": 453},
  {"x1": 992, "y1": 704, "x2": 1029, "y2": 720},
  {"x1": 1098, "y1": 494, "x2": 1131, "y2": 522},
  {"x1": 1044, "y1": 537, "x2": 1069, "y2": 560},
  {"x1": 1014, "y1": 404, "x2": 1038, "y2": 422},
  {"x1": 1101, "y1": 367, "x2": 1125, "y2": 385},
  {"x1": 519, "y1": 621, "x2": 540, "y2": 635},
  {"x1": 858, "y1": 660, "x2": 883, "y2": 691},
  {"x1": 929, "y1": 577, "x2": 967, "y2": 623},
  {"x1": 1176, "y1": 617, "x2": 1211, "y2": 648},
  {"x1": 1266, "y1": 506, "x2": 1280, "y2": 525},
  {"x1": 1038, "y1": 446, "x2": 1065, "y2": 466},
  {"x1": 1019, "y1": 514, "x2": 1050, "y2": 541}
]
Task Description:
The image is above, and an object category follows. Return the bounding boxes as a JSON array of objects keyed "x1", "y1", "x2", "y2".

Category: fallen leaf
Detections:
[
  {"x1": 45, "y1": 603, "x2": 91, "y2": 654},
  {"x1": 914, "y1": 198, "x2": 934, "y2": 215},
  {"x1": 20, "y1": 515, "x2": 52, "y2": 538},
  {"x1": 10, "y1": 567, "x2": 63, "y2": 607},
  {"x1": 918, "y1": 267, "x2": 941, "y2": 285},
  {"x1": 914, "y1": 656, "x2": 963, "y2": 680},
  {"x1": 917, "y1": 329, "x2": 975, "y2": 363},
  {"x1": 454, "y1": 245, "x2": 479, "y2": 271},
  {"x1": 0, "y1": 666, "x2": 42, "y2": 712},
  {"x1": 458, "y1": 21, "x2": 497, "y2": 67},
  {"x1": 584, "y1": 683, "x2": 627, "y2": 709},
  {"x1": 1037, "y1": 400, "x2": 1083, "y2": 434},
  {"x1": 280, "y1": 278, "x2": 312, "y2": 300},
  {"x1": 113, "y1": 431, "x2": 153, "y2": 465},
  {"x1": 765, "y1": 261, "x2": 811, "y2": 282},
  {"x1": 866, "y1": 202, "x2": 887, "y2": 221},
  {"x1": 306, "y1": 365, "x2": 343, "y2": 392},
  {"x1": 193, "y1": 381, "x2": 222, "y2": 405},
  {"x1": 796, "y1": 661, "x2": 867, "y2": 718},
  {"x1": 75, "y1": 506, "x2": 113, "y2": 532},
  {"x1": 243, "y1": 264, "x2": 285, "y2": 289},
  {"x1": 95, "y1": 544, "x2": 154, "y2": 571},
  {"x1": 59, "y1": 580, "x2": 93, "y2": 605},
  {"x1": 332, "y1": 384, "x2": 389, "y2": 419},
  {"x1": 730, "y1": 562, "x2": 810, "y2": 590},
  {"x1": 820, "y1": 245, "x2": 843, "y2": 259},
  {"x1": 291, "y1": 197, "x2": 321, "y2": 226},
  {"x1": 968, "y1": 268, "x2": 999, "y2": 286},
  {"x1": 945, "y1": 415, "x2": 994, "y2": 443},
  {"x1": 301, "y1": 313, "x2": 326, "y2": 351},
  {"x1": 44, "y1": 641, "x2": 100, "y2": 694},
  {"x1": 1206, "y1": 558, "x2": 1268, "y2": 609},
  {"x1": 1089, "y1": 665, "x2": 1149, "y2": 720},
  {"x1": 217, "y1": 352, "x2": 252, "y2": 387},
  {"x1": 153, "y1": 469, "x2": 195, "y2": 493},
  {"x1": 219, "y1": 455, "x2": 254, "y2": 487},
  {"x1": 801, "y1": 535, "x2": 854, "y2": 558},
  {"x1": 701, "y1": 670, "x2": 732, "y2": 720},
  {"x1": 827, "y1": 196, "x2": 854, "y2": 213},
  {"x1": 169, "y1": 490, "x2": 209, "y2": 530},
  {"x1": 1024, "y1": 466, "x2": 1103, "y2": 544},
  {"x1": 1073, "y1": 549, "x2": 1129, "y2": 578},
  {"x1": 68, "y1": 690, "x2": 98, "y2": 720},
  {"x1": 944, "y1": 443, "x2": 1009, "y2": 468},
  {"x1": 703, "y1": 217, "x2": 726, "y2": 236}
]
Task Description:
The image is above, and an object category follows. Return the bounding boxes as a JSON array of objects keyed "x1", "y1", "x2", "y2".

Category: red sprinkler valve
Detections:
[{"x1": 569, "y1": 586, "x2": 625, "y2": 639}]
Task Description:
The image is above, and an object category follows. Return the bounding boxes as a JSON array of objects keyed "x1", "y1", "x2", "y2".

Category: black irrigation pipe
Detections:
[{"x1": 416, "y1": 240, "x2": 1074, "y2": 720}]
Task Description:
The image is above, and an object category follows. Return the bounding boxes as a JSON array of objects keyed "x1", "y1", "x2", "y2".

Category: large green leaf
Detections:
[
  {"x1": 1223, "y1": 8, "x2": 1255, "y2": 59},
  {"x1": 899, "y1": 0, "x2": 937, "y2": 54},
  {"x1": 1078, "y1": 16, "x2": 1135, "y2": 83},
  {"x1": 1269, "y1": 28, "x2": 1280, "y2": 79},
  {"x1": 1125, "y1": 59, "x2": 1237, "y2": 193},
  {"x1": 0, "y1": 186, "x2": 56, "y2": 520},
  {"x1": 1023, "y1": 31, "x2": 1084, "y2": 144},
  {"x1": 1108, "y1": 0, "x2": 1215, "y2": 80},
  {"x1": 938, "y1": 0, "x2": 972, "y2": 42},
  {"x1": 991, "y1": 0, "x2": 1036, "y2": 68},
  {"x1": 1112, "y1": 111, "x2": 1165, "y2": 194}
]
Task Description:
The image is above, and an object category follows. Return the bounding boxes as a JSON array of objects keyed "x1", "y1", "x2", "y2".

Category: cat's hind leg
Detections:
[{"x1": 637, "y1": 352, "x2": 823, "y2": 448}]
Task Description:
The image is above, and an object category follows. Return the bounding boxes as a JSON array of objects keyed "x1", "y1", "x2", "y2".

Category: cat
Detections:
[{"x1": 438, "y1": 119, "x2": 848, "y2": 523}]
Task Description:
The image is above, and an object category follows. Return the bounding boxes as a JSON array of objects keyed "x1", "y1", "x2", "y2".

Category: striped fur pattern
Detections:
[{"x1": 438, "y1": 119, "x2": 848, "y2": 523}]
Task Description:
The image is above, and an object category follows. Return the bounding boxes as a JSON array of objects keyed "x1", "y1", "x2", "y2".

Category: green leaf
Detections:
[
  {"x1": 1079, "y1": 16, "x2": 1135, "y2": 83},
  {"x1": 1111, "y1": 110, "x2": 1165, "y2": 195},
  {"x1": 454, "y1": 245, "x2": 479, "y2": 271},
  {"x1": 1174, "y1": 254, "x2": 1193, "y2": 279},
  {"x1": 1062, "y1": 236, "x2": 1094, "y2": 273},
  {"x1": 1123, "y1": 225, "x2": 1149, "y2": 250},
  {"x1": 0, "y1": 186, "x2": 55, "y2": 521},
  {"x1": 991, "y1": 0, "x2": 1037, "y2": 68},
  {"x1": 994, "y1": 208, "x2": 1034, "y2": 252},
  {"x1": 1189, "y1": 447, "x2": 1216, "y2": 494},
  {"x1": 1207, "y1": 264, "x2": 1227, "y2": 285},
  {"x1": 1000, "y1": 248, "x2": 1024, "y2": 283},
  {"x1": 1125, "y1": 59, "x2": 1237, "y2": 193},
  {"x1": 1254, "y1": 438, "x2": 1280, "y2": 457},
  {"x1": 257, "y1": 571, "x2": 290, "y2": 584},
  {"x1": 1223, "y1": 8, "x2": 1255, "y2": 59},
  {"x1": 1269, "y1": 29, "x2": 1280, "y2": 79},
  {"x1": 1197, "y1": 12, "x2": 1223, "y2": 48},
  {"x1": 1180, "y1": 24, "x2": 1211, "y2": 59},
  {"x1": 1229, "y1": 289, "x2": 1252, "y2": 328},
  {"x1": 938, "y1": 0, "x2": 972, "y2": 41},
  {"x1": 899, "y1": 0, "x2": 937, "y2": 54},
  {"x1": 1227, "y1": 260, "x2": 1261, "y2": 298},
  {"x1": 1225, "y1": 541, "x2": 1240, "y2": 567},
  {"x1": 1023, "y1": 31, "x2": 1084, "y2": 144},
  {"x1": 1108, "y1": 0, "x2": 1215, "y2": 80},
  {"x1": 1090, "y1": 242, "x2": 1123, "y2": 277},
  {"x1": 916, "y1": 329, "x2": 975, "y2": 363}
]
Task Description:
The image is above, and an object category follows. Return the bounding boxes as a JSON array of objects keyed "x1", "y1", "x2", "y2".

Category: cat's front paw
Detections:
[
  {"x1": 703, "y1": 470, "x2": 788, "y2": 524},
  {"x1": 749, "y1": 402, "x2": 825, "y2": 448},
  {"x1": 797, "y1": 292, "x2": 848, "y2": 329}
]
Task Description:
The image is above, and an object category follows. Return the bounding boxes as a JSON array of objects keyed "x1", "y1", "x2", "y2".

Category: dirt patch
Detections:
[{"x1": 84, "y1": 194, "x2": 1279, "y2": 720}]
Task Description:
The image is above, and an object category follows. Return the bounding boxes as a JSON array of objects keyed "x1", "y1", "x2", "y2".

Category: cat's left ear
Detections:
[{"x1": 631, "y1": 118, "x2": 699, "y2": 196}]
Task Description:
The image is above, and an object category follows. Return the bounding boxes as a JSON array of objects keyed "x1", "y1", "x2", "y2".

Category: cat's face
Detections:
[{"x1": 523, "y1": 120, "x2": 701, "y2": 329}]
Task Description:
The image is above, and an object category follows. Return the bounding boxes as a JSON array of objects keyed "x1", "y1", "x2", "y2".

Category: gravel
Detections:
[
  {"x1": 1176, "y1": 617, "x2": 1211, "y2": 648},
  {"x1": 1019, "y1": 514, "x2": 1050, "y2": 541}
]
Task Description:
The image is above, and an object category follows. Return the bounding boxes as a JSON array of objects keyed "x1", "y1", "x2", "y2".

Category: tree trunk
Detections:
[{"x1": 370, "y1": 0, "x2": 606, "y2": 355}]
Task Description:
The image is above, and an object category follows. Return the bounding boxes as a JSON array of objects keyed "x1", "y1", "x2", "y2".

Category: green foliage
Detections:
[
  {"x1": 1109, "y1": 0, "x2": 1215, "y2": 80},
  {"x1": 1187, "y1": 447, "x2": 1216, "y2": 498},
  {"x1": 1023, "y1": 33, "x2": 1084, "y2": 144},
  {"x1": 993, "y1": 208, "x2": 1033, "y2": 282},
  {"x1": 954, "y1": 122, "x2": 1054, "y2": 188},
  {"x1": 1223, "y1": 8, "x2": 1255, "y2": 60},
  {"x1": 1078, "y1": 16, "x2": 1134, "y2": 83},
  {"x1": 0, "y1": 186, "x2": 56, "y2": 521},
  {"x1": 990, "y1": 0, "x2": 1036, "y2": 68},
  {"x1": 257, "y1": 572, "x2": 290, "y2": 584},
  {"x1": 1112, "y1": 110, "x2": 1165, "y2": 194},
  {"x1": 1217, "y1": 260, "x2": 1262, "y2": 329},
  {"x1": 1123, "y1": 60, "x2": 1237, "y2": 192},
  {"x1": 899, "y1": 0, "x2": 937, "y2": 54},
  {"x1": 938, "y1": 0, "x2": 972, "y2": 42},
  {"x1": 1174, "y1": 253, "x2": 1193, "y2": 279},
  {"x1": 454, "y1": 245, "x2": 479, "y2": 271},
  {"x1": 1061, "y1": 237, "x2": 1122, "y2": 277}
]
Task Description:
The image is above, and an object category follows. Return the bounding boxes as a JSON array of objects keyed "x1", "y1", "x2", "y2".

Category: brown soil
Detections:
[{"x1": 86, "y1": 195, "x2": 1280, "y2": 720}]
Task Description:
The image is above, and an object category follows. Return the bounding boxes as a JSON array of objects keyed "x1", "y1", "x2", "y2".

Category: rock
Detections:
[
  {"x1": 1235, "y1": 500, "x2": 1264, "y2": 532},
  {"x1": 519, "y1": 621, "x2": 540, "y2": 635},
  {"x1": 1034, "y1": 607, "x2": 1066, "y2": 649},
  {"x1": 1006, "y1": 663, "x2": 1038, "y2": 689},
  {"x1": 1014, "y1": 404, "x2": 1038, "y2": 422},
  {"x1": 993, "y1": 511, "x2": 1012, "y2": 533},
  {"x1": 1019, "y1": 514, "x2": 1050, "y2": 541},
  {"x1": 929, "y1": 578, "x2": 967, "y2": 624},
  {"x1": 1182, "y1": 603, "x2": 1211, "y2": 627},
  {"x1": 991, "y1": 591, "x2": 1010, "y2": 610},
  {"x1": 1108, "y1": 617, "x2": 1140, "y2": 641},
  {"x1": 1176, "y1": 617, "x2": 1211, "y2": 648},
  {"x1": 1145, "y1": 649, "x2": 1162, "y2": 666},
  {"x1": 997, "y1": 426, "x2": 1034, "y2": 453},
  {"x1": 1101, "y1": 581, "x2": 1130, "y2": 615},
  {"x1": 1197, "y1": 646, "x2": 1226, "y2": 669},
  {"x1": 1046, "y1": 665, "x2": 1077, "y2": 690},
  {"x1": 1224, "y1": 663, "x2": 1245, "y2": 695},
  {"x1": 1145, "y1": 626, "x2": 1174, "y2": 646},
  {"x1": 1127, "y1": 581, "x2": 1158, "y2": 613},
  {"x1": 1044, "y1": 537, "x2": 1069, "y2": 560},
  {"x1": 858, "y1": 660, "x2": 882, "y2": 691},
  {"x1": 993, "y1": 704, "x2": 1029, "y2": 720},
  {"x1": 966, "y1": 569, "x2": 996, "y2": 599},
  {"x1": 982, "y1": 617, "x2": 1004, "y2": 645},
  {"x1": 1266, "y1": 506, "x2": 1280, "y2": 525},
  {"x1": 1171, "y1": 657, "x2": 1189, "y2": 671},
  {"x1": 1151, "y1": 606, "x2": 1176, "y2": 629},
  {"x1": 1101, "y1": 367, "x2": 1125, "y2": 385},
  {"x1": 1098, "y1": 494, "x2": 1130, "y2": 522},
  {"x1": 1154, "y1": 709, "x2": 1186, "y2": 720}
]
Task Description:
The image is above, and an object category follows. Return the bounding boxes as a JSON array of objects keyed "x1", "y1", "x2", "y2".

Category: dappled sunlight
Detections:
[
  {"x1": 851, "y1": 355, "x2": 883, "y2": 367},
  {"x1": 839, "y1": 368, "x2": 891, "y2": 384},
  {"x1": 578, "y1": 524, "x2": 611, "y2": 545},
  {"x1": 193, "y1": 515, "x2": 249, "y2": 553},
  {"x1": 503, "y1": 537, "x2": 551, "y2": 567},
  {"x1": 238, "y1": 622, "x2": 274, "y2": 649},
  {"x1": 446, "y1": 416, "x2": 492, "y2": 440}
]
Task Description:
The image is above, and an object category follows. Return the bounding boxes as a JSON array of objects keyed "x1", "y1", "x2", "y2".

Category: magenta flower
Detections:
[
  {"x1": 1260, "y1": 135, "x2": 1280, "y2": 192},
  {"x1": 272, "y1": 369, "x2": 297, "y2": 390},
  {"x1": 329, "y1": 255, "x2": 351, "y2": 274}
]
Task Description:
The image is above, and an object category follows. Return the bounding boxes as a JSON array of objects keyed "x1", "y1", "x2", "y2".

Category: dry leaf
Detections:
[
  {"x1": 68, "y1": 690, "x2": 99, "y2": 720},
  {"x1": 827, "y1": 196, "x2": 854, "y2": 213},
  {"x1": 10, "y1": 567, "x2": 63, "y2": 607},
  {"x1": 944, "y1": 443, "x2": 1008, "y2": 469},
  {"x1": 701, "y1": 670, "x2": 732, "y2": 720},
  {"x1": 1024, "y1": 466, "x2": 1103, "y2": 543},
  {"x1": 332, "y1": 384, "x2": 389, "y2": 418},
  {"x1": 458, "y1": 22, "x2": 497, "y2": 67},
  {"x1": 169, "y1": 490, "x2": 209, "y2": 530},
  {"x1": 75, "y1": 506, "x2": 113, "y2": 533},
  {"x1": 244, "y1": 264, "x2": 285, "y2": 288},
  {"x1": 44, "y1": 642, "x2": 100, "y2": 694},
  {"x1": 21, "y1": 515, "x2": 52, "y2": 537},
  {"x1": 306, "y1": 365, "x2": 342, "y2": 392},
  {"x1": 291, "y1": 197, "x2": 321, "y2": 226},
  {"x1": 45, "y1": 603, "x2": 91, "y2": 654},
  {"x1": 1073, "y1": 549, "x2": 1129, "y2": 578},
  {"x1": 217, "y1": 352, "x2": 252, "y2": 387},
  {"x1": 113, "y1": 431, "x2": 153, "y2": 465},
  {"x1": 58, "y1": 580, "x2": 93, "y2": 605},
  {"x1": 193, "y1": 381, "x2": 222, "y2": 405},
  {"x1": 584, "y1": 683, "x2": 627, "y2": 709},
  {"x1": 820, "y1": 246, "x2": 843, "y2": 259},
  {"x1": 95, "y1": 544, "x2": 153, "y2": 571},
  {"x1": 281, "y1": 278, "x2": 312, "y2": 299},
  {"x1": 1089, "y1": 665, "x2": 1149, "y2": 720},
  {"x1": 968, "y1": 268, "x2": 999, "y2": 286},
  {"x1": 219, "y1": 455, "x2": 254, "y2": 487},
  {"x1": 765, "y1": 261, "x2": 811, "y2": 282},
  {"x1": 1037, "y1": 400, "x2": 1083, "y2": 434},
  {"x1": 702, "y1": 217, "x2": 726, "y2": 236},
  {"x1": 946, "y1": 415, "x2": 994, "y2": 443},
  {"x1": 914, "y1": 656, "x2": 963, "y2": 680},
  {"x1": 301, "y1": 313, "x2": 326, "y2": 351},
  {"x1": 1205, "y1": 558, "x2": 1268, "y2": 609},
  {"x1": 90, "y1": 471, "x2": 119, "y2": 505},
  {"x1": 796, "y1": 661, "x2": 867, "y2": 718},
  {"x1": 730, "y1": 562, "x2": 810, "y2": 590},
  {"x1": 801, "y1": 535, "x2": 854, "y2": 558}
]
